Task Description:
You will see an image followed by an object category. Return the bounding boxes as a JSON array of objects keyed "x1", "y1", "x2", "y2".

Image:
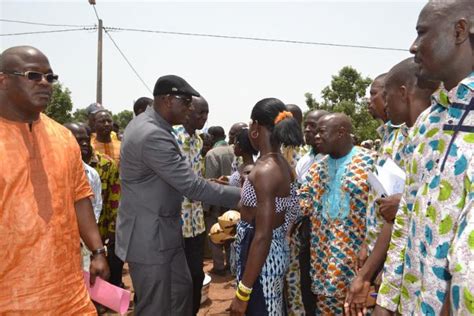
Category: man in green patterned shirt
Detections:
[
  {"x1": 345, "y1": 57, "x2": 438, "y2": 315},
  {"x1": 173, "y1": 96, "x2": 209, "y2": 315},
  {"x1": 374, "y1": 1, "x2": 474, "y2": 314}
]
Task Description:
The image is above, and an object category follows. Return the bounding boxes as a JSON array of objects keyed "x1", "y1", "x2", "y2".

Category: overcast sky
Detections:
[{"x1": 1, "y1": 0, "x2": 426, "y2": 132}]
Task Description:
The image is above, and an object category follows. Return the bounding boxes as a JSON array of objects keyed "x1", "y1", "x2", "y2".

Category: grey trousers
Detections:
[{"x1": 129, "y1": 249, "x2": 193, "y2": 316}]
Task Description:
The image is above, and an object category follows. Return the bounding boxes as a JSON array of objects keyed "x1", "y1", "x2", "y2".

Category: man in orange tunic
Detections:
[
  {"x1": 91, "y1": 110, "x2": 121, "y2": 166},
  {"x1": 0, "y1": 46, "x2": 109, "y2": 314}
]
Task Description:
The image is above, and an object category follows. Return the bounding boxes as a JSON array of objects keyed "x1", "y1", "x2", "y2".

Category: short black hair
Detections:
[
  {"x1": 208, "y1": 126, "x2": 226, "y2": 141},
  {"x1": 235, "y1": 128, "x2": 258, "y2": 156},
  {"x1": 94, "y1": 109, "x2": 112, "y2": 119},
  {"x1": 133, "y1": 97, "x2": 153, "y2": 116}
]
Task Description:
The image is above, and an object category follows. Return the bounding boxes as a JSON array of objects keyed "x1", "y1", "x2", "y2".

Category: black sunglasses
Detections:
[{"x1": 1, "y1": 71, "x2": 59, "y2": 83}]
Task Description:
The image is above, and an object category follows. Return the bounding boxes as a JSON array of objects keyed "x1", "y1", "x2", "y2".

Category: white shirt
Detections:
[
  {"x1": 295, "y1": 150, "x2": 323, "y2": 184},
  {"x1": 82, "y1": 162, "x2": 102, "y2": 222}
]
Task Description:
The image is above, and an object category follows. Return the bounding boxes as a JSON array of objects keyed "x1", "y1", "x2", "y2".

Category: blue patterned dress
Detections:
[{"x1": 234, "y1": 178, "x2": 299, "y2": 315}]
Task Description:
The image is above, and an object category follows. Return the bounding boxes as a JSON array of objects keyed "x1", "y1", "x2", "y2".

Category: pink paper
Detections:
[{"x1": 83, "y1": 271, "x2": 131, "y2": 315}]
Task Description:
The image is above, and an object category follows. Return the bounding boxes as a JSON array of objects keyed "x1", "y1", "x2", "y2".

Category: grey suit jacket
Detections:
[
  {"x1": 204, "y1": 143, "x2": 235, "y2": 215},
  {"x1": 116, "y1": 107, "x2": 241, "y2": 264}
]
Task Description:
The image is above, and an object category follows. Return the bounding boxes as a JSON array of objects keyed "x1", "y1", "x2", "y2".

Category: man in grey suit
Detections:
[{"x1": 116, "y1": 75, "x2": 241, "y2": 316}]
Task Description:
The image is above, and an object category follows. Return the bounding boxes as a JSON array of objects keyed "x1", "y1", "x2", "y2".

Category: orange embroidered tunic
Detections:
[{"x1": 0, "y1": 114, "x2": 96, "y2": 315}]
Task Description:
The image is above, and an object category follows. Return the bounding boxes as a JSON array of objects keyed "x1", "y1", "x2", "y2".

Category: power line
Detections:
[
  {"x1": 0, "y1": 27, "x2": 97, "y2": 37},
  {"x1": 0, "y1": 18, "x2": 407, "y2": 52},
  {"x1": 0, "y1": 18, "x2": 93, "y2": 28},
  {"x1": 105, "y1": 26, "x2": 408, "y2": 52},
  {"x1": 88, "y1": 4, "x2": 152, "y2": 94},
  {"x1": 92, "y1": 5, "x2": 101, "y2": 21},
  {"x1": 104, "y1": 28, "x2": 153, "y2": 94}
]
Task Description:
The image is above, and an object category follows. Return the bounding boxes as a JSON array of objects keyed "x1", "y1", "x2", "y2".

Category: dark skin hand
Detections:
[
  {"x1": 230, "y1": 155, "x2": 292, "y2": 316},
  {"x1": 75, "y1": 198, "x2": 110, "y2": 286},
  {"x1": 373, "y1": 305, "x2": 395, "y2": 316},
  {"x1": 210, "y1": 177, "x2": 229, "y2": 185},
  {"x1": 345, "y1": 222, "x2": 393, "y2": 316},
  {"x1": 376, "y1": 194, "x2": 402, "y2": 222},
  {"x1": 440, "y1": 287, "x2": 450, "y2": 316}
]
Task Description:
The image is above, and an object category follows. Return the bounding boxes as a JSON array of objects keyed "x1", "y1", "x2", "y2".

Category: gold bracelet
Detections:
[
  {"x1": 235, "y1": 290, "x2": 250, "y2": 302},
  {"x1": 238, "y1": 281, "x2": 252, "y2": 295}
]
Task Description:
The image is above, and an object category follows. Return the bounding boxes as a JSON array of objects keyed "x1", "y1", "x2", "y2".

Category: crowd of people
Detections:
[{"x1": 1, "y1": 0, "x2": 473, "y2": 315}]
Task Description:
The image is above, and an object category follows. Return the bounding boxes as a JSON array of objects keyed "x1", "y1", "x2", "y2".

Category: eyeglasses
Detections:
[
  {"x1": 1, "y1": 71, "x2": 59, "y2": 83},
  {"x1": 168, "y1": 94, "x2": 192, "y2": 106}
]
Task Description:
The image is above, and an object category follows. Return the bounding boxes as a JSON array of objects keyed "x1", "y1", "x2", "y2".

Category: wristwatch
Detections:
[{"x1": 91, "y1": 246, "x2": 107, "y2": 258}]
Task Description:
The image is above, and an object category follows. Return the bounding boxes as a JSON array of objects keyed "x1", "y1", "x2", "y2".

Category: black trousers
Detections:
[
  {"x1": 184, "y1": 233, "x2": 206, "y2": 315},
  {"x1": 299, "y1": 216, "x2": 316, "y2": 315},
  {"x1": 107, "y1": 241, "x2": 124, "y2": 287}
]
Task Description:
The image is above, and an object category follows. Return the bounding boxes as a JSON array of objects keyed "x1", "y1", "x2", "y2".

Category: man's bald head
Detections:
[
  {"x1": 423, "y1": 0, "x2": 474, "y2": 24},
  {"x1": 306, "y1": 109, "x2": 329, "y2": 122},
  {"x1": 229, "y1": 122, "x2": 248, "y2": 145},
  {"x1": 0, "y1": 46, "x2": 54, "y2": 122},
  {"x1": 315, "y1": 113, "x2": 354, "y2": 157},
  {"x1": 64, "y1": 122, "x2": 83, "y2": 134},
  {"x1": 386, "y1": 57, "x2": 439, "y2": 94},
  {"x1": 385, "y1": 58, "x2": 439, "y2": 126},
  {"x1": 410, "y1": 0, "x2": 473, "y2": 89},
  {"x1": 0, "y1": 46, "x2": 50, "y2": 73},
  {"x1": 324, "y1": 113, "x2": 353, "y2": 134},
  {"x1": 64, "y1": 122, "x2": 92, "y2": 161}
]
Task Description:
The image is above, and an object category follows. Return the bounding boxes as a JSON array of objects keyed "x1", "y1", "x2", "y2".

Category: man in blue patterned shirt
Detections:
[
  {"x1": 374, "y1": 1, "x2": 474, "y2": 315},
  {"x1": 345, "y1": 57, "x2": 438, "y2": 315}
]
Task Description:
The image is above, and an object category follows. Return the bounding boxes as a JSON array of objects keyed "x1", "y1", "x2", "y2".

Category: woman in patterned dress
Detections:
[{"x1": 230, "y1": 98, "x2": 303, "y2": 316}]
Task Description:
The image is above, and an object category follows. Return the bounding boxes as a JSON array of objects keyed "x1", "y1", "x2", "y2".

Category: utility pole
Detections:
[{"x1": 96, "y1": 18, "x2": 103, "y2": 105}]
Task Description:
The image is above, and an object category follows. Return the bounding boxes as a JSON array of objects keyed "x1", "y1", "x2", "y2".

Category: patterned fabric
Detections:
[
  {"x1": 449, "y1": 191, "x2": 474, "y2": 315},
  {"x1": 286, "y1": 216, "x2": 309, "y2": 315},
  {"x1": 173, "y1": 125, "x2": 206, "y2": 237},
  {"x1": 233, "y1": 177, "x2": 299, "y2": 315},
  {"x1": 241, "y1": 178, "x2": 299, "y2": 233},
  {"x1": 229, "y1": 170, "x2": 241, "y2": 187},
  {"x1": 295, "y1": 149, "x2": 323, "y2": 184},
  {"x1": 316, "y1": 294, "x2": 346, "y2": 315},
  {"x1": 83, "y1": 162, "x2": 102, "y2": 222},
  {"x1": 89, "y1": 151, "x2": 121, "y2": 241},
  {"x1": 235, "y1": 222, "x2": 290, "y2": 316},
  {"x1": 91, "y1": 133, "x2": 121, "y2": 166},
  {"x1": 0, "y1": 114, "x2": 95, "y2": 314},
  {"x1": 365, "y1": 123, "x2": 409, "y2": 253},
  {"x1": 231, "y1": 155, "x2": 243, "y2": 174},
  {"x1": 298, "y1": 146, "x2": 375, "y2": 312},
  {"x1": 282, "y1": 145, "x2": 309, "y2": 171},
  {"x1": 377, "y1": 73, "x2": 474, "y2": 314}
]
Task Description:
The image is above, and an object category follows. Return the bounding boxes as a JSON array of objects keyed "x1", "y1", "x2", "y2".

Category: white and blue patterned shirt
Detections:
[{"x1": 377, "y1": 73, "x2": 474, "y2": 315}]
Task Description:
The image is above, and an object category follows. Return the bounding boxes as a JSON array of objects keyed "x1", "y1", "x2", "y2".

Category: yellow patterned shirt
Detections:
[
  {"x1": 88, "y1": 151, "x2": 121, "y2": 241},
  {"x1": 173, "y1": 125, "x2": 206, "y2": 238}
]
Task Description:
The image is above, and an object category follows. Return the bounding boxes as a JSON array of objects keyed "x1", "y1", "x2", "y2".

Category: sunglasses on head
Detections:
[{"x1": 1, "y1": 71, "x2": 59, "y2": 83}]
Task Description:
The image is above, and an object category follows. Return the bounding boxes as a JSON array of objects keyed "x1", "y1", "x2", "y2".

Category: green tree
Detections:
[
  {"x1": 72, "y1": 108, "x2": 89, "y2": 123},
  {"x1": 305, "y1": 66, "x2": 380, "y2": 142},
  {"x1": 113, "y1": 110, "x2": 134, "y2": 130},
  {"x1": 45, "y1": 83, "x2": 73, "y2": 124}
]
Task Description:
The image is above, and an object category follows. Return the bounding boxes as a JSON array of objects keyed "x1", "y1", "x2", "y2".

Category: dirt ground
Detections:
[{"x1": 104, "y1": 259, "x2": 235, "y2": 316}]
